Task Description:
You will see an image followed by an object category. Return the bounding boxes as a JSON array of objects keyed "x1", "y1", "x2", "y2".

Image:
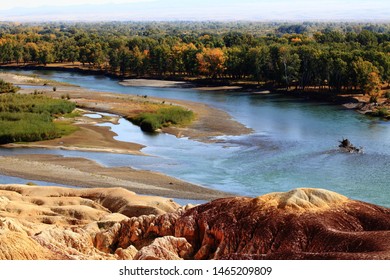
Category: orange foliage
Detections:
[
  {"x1": 196, "y1": 48, "x2": 225, "y2": 78},
  {"x1": 291, "y1": 37, "x2": 302, "y2": 43}
]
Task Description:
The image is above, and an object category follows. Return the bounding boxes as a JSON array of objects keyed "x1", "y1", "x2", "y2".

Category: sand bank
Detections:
[
  {"x1": 119, "y1": 79, "x2": 190, "y2": 88},
  {"x1": 0, "y1": 154, "x2": 231, "y2": 200}
]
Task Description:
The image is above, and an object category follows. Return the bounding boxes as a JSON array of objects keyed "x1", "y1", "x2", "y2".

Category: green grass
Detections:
[
  {"x1": 63, "y1": 110, "x2": 82, "y2": 118},
  {"x1": 0, "y1": 93, "x2": 77, "y2": 144},
  {"x1": 371, "y1": 107, "x2": 390, "y2": 118},
  {"x1": 0, "y1": 93, "x2": 75, "y2": 114},
  {"x1": 130, "y1": 106, "x2": 194, "y2": 132},
  {"x1": 0, "y1": 79, "x2": 20, "y2": 93},
  {"x1": 54, "y1": 120, "x2": 79, "y2": 136}
]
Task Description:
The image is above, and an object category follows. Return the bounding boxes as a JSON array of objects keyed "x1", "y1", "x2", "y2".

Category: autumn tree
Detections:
[
  {"x1": 1, "y1": 21, "x2": 390, "y2": 91},
  {"x1": 182, "y1": 43, "x2": 198, "y2": 76},
  {"x1": 37, "y1": 42, "x2": 54, "y2": 65},
  {"x1": 23, "y1": 42, "x2": 39, "y2": 63},
  {"x1": 352, "y1": 58, "x2": 380, "y2": 93},
  {"x1": 365, "y1": 71, "x2": 381, "y2": 102},
  {"x1": 0, "y1": 39, "x2": 14, "y2": 63},
  {"x1": 196, "y1": 47, "x2": 225, "y2": 78},
  {"x1": 129, "y1": 46, "x2": 149, "y2": 76}
]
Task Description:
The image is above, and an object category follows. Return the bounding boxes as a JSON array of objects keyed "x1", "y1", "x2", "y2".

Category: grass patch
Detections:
[
  {"x1": 371, "y1": 107, "x2": 390, "y2": 119},
  {"x1": 0, "y1": 93, "x2": 76, "y2": 144},
  {"x1": 54, "y1": 120, "x2": 79, "y2": 136},
  {"x1": 0, "y1": 93, "x2": 75, "y2": 114},
  {"x1": 63, "y1": 110, "x2": 82, "y2": 118},
  {"x1": 130, "y1": 106, "x2": 194, "y2": 132},
  {"x1": 0, "y1": 79, "x2": 20, "y2": 93}
]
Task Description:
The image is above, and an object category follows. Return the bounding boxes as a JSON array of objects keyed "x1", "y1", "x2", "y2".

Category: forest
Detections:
[{"x1": 1, "y1": 21, "x2": 390, "y2": 99}]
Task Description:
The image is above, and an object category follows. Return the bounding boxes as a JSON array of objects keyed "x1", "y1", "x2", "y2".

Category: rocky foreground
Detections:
[{"x1": 0, "y1": 185, "x2": 389, "y2": 260}]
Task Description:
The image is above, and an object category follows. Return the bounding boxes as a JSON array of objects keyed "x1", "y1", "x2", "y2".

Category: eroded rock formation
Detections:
[
  {"x1": 0, "y1": 184, "x2": 180, "y2": 260},
  {"x1": 1, "y1": 185, "x2": 389, "y2": 260},
  {"x1": 175, "y1": 188, "x2": 390, "y2": 259}
]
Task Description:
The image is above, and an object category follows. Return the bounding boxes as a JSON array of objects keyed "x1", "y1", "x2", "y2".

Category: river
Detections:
[{"x1": 2, "y1": 69, "x2": 390, "y2": 207}]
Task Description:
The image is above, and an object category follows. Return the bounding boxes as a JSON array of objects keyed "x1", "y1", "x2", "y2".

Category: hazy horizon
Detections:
[{"x1": 1, "y1": 0, "x2": 390, "y2": 22}]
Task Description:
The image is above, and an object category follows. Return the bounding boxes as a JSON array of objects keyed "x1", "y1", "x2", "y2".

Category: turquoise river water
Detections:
[{"x1": 1, "y1": 70, "x2": 389, "y2": 207}]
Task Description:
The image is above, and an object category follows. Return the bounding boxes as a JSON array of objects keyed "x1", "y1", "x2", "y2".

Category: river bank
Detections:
[
  {"x1": 2, "y1": 63, "x2": 390, "y2": 118},
  {"x1": 0, "y1": 71, "x2": 244, "y2": 200},
  {"x1": 0, "y1": 71, "x2": 252, "y2": 142},
  {"x1": 0, "y1": 154, "x2": 230, "y2": 200}
]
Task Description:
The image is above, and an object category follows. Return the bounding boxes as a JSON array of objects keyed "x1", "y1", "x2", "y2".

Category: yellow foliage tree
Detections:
[
  {"x1": 365, "y1": 71, "x2": 382, "y2": 102},
  {"x1": 196, "y1": 48, "x2": 225, "y2": 78}
]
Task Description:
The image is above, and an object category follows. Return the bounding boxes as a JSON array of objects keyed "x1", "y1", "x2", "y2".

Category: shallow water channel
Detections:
[{"x1": 1, "y1": 69, "x2": 390, "y2": 207}]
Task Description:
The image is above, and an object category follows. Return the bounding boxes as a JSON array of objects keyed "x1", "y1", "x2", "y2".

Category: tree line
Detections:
[{"x1": 1, "y1": 22, "x2": 390, "y2": 96}]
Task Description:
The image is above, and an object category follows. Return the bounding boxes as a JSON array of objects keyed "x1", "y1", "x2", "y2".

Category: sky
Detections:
[{"x1": 1, "y1": 0, "x2": 390, "y2": 21}]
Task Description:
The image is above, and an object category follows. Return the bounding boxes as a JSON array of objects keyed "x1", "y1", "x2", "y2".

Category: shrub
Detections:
[
  {"x1": 372, "y1": 107, "x2": 389, "y2": 118},
  {"x1": 385, "y1": 90, "x2": 390, "y2": 99},
  {"x1": 130, "y1": 106, "x2": 194, "y2": 132},
  {"x1": 0, "y1": 79, "x2": 20, "y2": 93},
  {"x1": 139, "y1": 115, "x2": 162, "y2": 132},
  {"x1": 369, "y1": 95, "x2": 378, "y2": 103}
]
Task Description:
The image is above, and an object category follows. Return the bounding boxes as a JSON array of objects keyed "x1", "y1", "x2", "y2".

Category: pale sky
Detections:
[
  {"x1": 0, "y1": 0, "x2": 152, "y2": 10},
  {"x1": 1, "y1": 0, "x2": 389, "y2": 21}
]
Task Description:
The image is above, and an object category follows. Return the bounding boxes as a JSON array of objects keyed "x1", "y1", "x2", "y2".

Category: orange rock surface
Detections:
[{"x1": 1, "y1": 186, "x2": 389, "y2": 260}]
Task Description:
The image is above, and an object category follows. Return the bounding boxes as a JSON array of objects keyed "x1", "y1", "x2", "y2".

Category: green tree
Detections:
[
  {"x1": 297, "y1": 46, "x2": 321, "y2": 90},
  {"x1": 182, "y1": 43, "x2": 199, "y2": 76},
  {"x1": 37, "y1": 43, "x2": 54, "y2": 65},
  {"x1": 328, "y1": 56, "x2": 348, "y2": 92},
  {"x1": 23, "y1": 42, "x2": 39, "y2": 63},
  {"x1": 129, "y1": 46, "x2": 148, "y2": 76},
  {"x1": 225, "y1": 46, "x2": 247, "y2": 79},
  {"x1": 352, "y1": 58, "x2": 380, "y2": 93},
  {"x1": 150, "y1": 43, "x2": 171, "y2": 76},
  {"x1": 271, "y1": 46, "x2": 300, "y2": 89},
  {"x1": 247, "y1": 46, "x2": 271, "y2": 83}
]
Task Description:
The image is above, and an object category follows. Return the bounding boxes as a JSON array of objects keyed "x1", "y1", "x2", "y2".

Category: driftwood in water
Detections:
[{"x1": 339, "y1": 138, "x2": 363, "y2": 153}]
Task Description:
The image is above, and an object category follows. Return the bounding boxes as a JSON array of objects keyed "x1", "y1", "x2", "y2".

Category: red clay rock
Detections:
[
  {"x1": 2, "y1": 186, "x2": 389, "y2": 260},
  {"x1": 175, "y1": 188, "x2": 390, "y2": 259}
]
